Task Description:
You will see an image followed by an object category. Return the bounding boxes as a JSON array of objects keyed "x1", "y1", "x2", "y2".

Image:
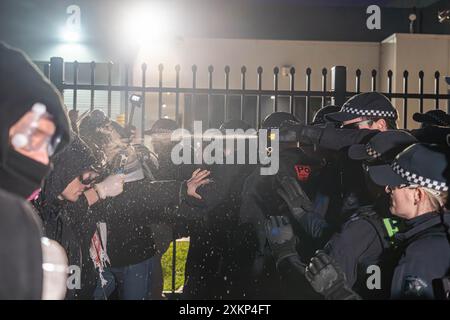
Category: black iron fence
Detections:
[
  {"x1": 37, "y1": 57, "x2": 450, "y2": 296},
  {"x1": 38, "y1": 57, "x2": 450, "y2": 133}
]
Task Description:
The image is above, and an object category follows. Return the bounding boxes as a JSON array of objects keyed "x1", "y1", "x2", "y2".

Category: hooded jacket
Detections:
[
  {"x1": 34, "y1": 134, "x2": 99, "y2": 299},
  {"x1": 0, "y1": 42, "x2": 70, "y2": 300}
]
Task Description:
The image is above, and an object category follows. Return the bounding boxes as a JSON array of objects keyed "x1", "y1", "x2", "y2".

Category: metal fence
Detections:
[
  {"x1": 39, "y1": 57, "x2": 450, "y2": 133},
  {"x1": 38, "y1": 57, "x2": 450, "y2": 296}
]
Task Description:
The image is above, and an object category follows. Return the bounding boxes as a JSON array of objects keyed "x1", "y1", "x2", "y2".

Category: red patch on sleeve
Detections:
[{"x1": 294, "y1": 165, "x2": 311, "y2": 182}]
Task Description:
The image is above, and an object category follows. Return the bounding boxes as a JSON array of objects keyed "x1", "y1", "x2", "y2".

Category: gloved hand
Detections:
[
  {"x1": 280, "y1": 120, "x2": 324, "y2": 146},
  {"x1": 265, "y1": 215, "x2": 298, "y2": 268},
  {"x1": 277, "y1": 175, "x2": 314, "y2": 223},
  {"x1": 94, "y1": 174, "x2": 125, "y2": 199},
  {"x1": 305, "y1": 251, "x2": 361, "y2": 300}
]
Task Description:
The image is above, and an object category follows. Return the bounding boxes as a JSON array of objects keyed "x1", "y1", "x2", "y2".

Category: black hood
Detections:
[
  {"x1": 0, "y1": 42, "x2": 70, "y2": 197},
  {"x1": 42, "y1": 134, "x2": 97, "y2": 205}
]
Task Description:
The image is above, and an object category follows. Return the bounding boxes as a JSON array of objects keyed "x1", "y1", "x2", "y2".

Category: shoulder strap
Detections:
[{"x1": 357, "y1": 208, "x2": 392, "y2": 249}]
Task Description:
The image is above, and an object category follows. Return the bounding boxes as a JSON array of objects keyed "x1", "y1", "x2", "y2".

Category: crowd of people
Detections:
[{"x1": 1, "y1": 42, "x2": 449, "y2": 300}]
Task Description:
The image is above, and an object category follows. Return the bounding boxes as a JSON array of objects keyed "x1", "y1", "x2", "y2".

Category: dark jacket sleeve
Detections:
[
  {"x1": 296, "y1": 211, "x2": 334, "y2": 248},
  {"x1": 59, "y1": 179, "x2": 183, "y2": 235},
  {"x1": 62, "y1": 195, "x2": 90, "y2": 225},
  {"x1": 319, "y1": 127, "x2": 379, "y2": 151},
  {"x1": 278, "y1": 254, "x2": 306, "y2": 276},
  {"x1": 95, "y1": 179, "x2": 184, "y2": 226},
  {"x1": 323, "y1": 218, "x2": 380, "y2": 287}
]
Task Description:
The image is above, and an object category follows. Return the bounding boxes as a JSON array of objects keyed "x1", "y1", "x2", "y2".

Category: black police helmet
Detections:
[
  {"x1": 219, "y1": 119, "x2": 252, "y2": 133},
  {"x1": 261, "y1": 112, "x2": 299, "y2": 129},
  {"x1": 311, "y1": 105, "x2": 341, "y2": 126}
]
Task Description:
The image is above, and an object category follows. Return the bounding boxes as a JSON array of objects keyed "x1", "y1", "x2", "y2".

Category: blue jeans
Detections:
[{"x1": 93, "y1": 257, "x2": 153, "y2": 300}]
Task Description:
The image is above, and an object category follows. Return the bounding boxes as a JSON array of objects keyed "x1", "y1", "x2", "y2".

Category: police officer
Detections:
[
  {"x1": 305, "y1": 105, "x2": 345, "y2": 226},
  {"x1": 0, "y1": 42, "x2": 71, "y2": 299},
  {"x1": 281, "y1": 92, "x2": 397, "y2": 152},
  {"x1": 266, "y1": 130, "x2": 418, "y2": 299},
  {"x1": 284, "y1": 92, "x2": 450, "y2": 150},
  {"x1": 236, "y1": 112, "x2": 323, "y2": 299},
  {"x1": 265, "y1": 216, "x2": 361, "y2": 300},
  {"x1": 369, "y1": 143, "x2": 450, "y2": 299}
]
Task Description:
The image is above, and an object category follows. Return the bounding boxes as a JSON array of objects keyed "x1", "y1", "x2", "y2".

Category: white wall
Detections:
[
  {"x1": 131, "y1": 34, "x2": 450, "y2": 129},
  {"x1": 381, "y1": 34, "x2": 450, "y2": 129},
  {"x1": 133, "y1": 38, "x2": 380, "y2": 92},
  {"x1": 133, "y1": 37, "x2": 381, "y2": 127}
]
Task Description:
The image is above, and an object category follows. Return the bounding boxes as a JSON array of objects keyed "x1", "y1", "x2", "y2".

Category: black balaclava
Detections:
[{"x1": 0, "y1": 42, "x2": 70, "y2": 198}]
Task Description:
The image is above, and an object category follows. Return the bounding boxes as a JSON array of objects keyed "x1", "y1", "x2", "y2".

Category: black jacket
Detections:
[
  {"x1": 235, "y1": 148, "x2": 322, "y2": 299},
  {"x1": 324, "y1": 205, "x2": 393, "y2": 299},
  {"x1": 279, "y1": 203, "x2": 394, "y2": 300},
  {"x1": 92, "y1": 178, "x2": 183, "y2": 267},
  {"x1": 182, "y1": 163, "x2": 254, "y2": 299},
  {"x1": 0, "y1": 189, "x2": 43, "y2": 299},
  {"x1": 390, "y1": 211, "x2": 450, "y2": 299},
  {"x1": 318, "y1": 126, "x2": 450, "y2": 152},
  {"x1": 36, "y1": 195, "x2": 98, "y2": 299}
]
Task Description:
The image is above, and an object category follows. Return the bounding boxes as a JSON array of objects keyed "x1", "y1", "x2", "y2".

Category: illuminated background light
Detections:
[{"x1": 61, "y1": 29, "x2": 81, "y2": 43}]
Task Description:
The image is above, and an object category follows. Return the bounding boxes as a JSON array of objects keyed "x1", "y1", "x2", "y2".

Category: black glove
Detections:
[
  {"x1": 305, "y1": 251, "x2": 361, "y2": 300},
  {"x1": 280, "y1": 120, "x2": 324, "y2": 146},
  {"x1": 277, "y1": 175, "x2": 314, "y2": 222},
  {"x1": 265, "y1": 216, "x2": 298, "y2": 268}
]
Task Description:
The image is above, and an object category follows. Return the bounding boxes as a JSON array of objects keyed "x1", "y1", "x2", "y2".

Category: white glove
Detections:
[{"x1": 94, "y1": 174, "x2": 125, "y2": 199}]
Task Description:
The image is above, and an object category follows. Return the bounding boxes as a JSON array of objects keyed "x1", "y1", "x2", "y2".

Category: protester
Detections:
[{"x1": 0, "y1": 42, "x2": 70, "y2": 299}]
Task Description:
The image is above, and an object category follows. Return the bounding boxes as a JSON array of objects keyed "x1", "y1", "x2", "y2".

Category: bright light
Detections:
[
  {"x1": 122, "y1": 3, "x2": 172, "y2": 48},
  {"x1": 64, "y1": 30, "x2": 80, "y2": 42},
  {"x1": 60, "y1": 26, "x2": 81, "y2": 43},
  {"x1": 52, "y1": 43, "x2": 90, "y2": 61},
  {"x1": 162, "y1": 104, "x2": 167, "y2": 108},
  {"x1": 270, "y1": 96, "x2": 275, "y2": 100}
]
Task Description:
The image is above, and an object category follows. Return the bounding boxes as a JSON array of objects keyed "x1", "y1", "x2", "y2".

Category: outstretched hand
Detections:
[
  {"x1": 186, "y1": 168, "x2": 211, "y2": 200},
  {"x1": 277, "y1": 175, "x2": 313, "y2": 222}
]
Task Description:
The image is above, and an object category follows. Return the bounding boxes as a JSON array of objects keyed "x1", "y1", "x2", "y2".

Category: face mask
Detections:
[{"x1": 0, "y1": 147, "x2": 50, "y2": 198}]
